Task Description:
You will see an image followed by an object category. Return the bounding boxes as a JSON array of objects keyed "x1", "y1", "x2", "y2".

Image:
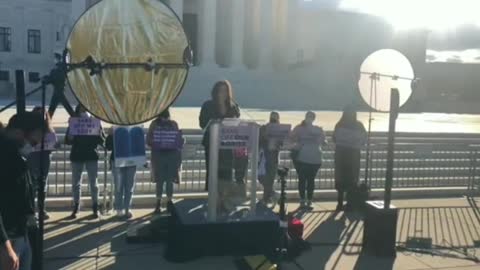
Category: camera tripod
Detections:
[{"x1": 273, "y1": 167, "x2": 305, "y2": 270}]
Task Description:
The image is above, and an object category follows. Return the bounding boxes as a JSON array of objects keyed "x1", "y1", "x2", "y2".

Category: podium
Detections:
[{"x1": 165, "y1": 119, "x2": 280, "y2": 262}]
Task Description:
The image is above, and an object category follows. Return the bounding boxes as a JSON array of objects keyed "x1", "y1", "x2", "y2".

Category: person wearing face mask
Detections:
[
  {"x1": 290, "y1": 111, "x2": 327, "y2": 209},
  {"x1": 65, "y1": 105, "x2": 105, "y2": 219},
  {"x1": 258, "y1": 112, "x2": 282, "y2": 204},
  {"x1": 0, "y1": 112, "x2": 46, "y2": 270}
]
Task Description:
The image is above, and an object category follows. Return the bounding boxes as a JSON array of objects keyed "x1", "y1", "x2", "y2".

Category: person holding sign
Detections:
[
  {"x1": 26, "y1": 107, "x2": 58, "y2": 220},
  {"x1": 290, "y1": 111, "x2": 327, "y2": 210},
  {"x1": 147, "y1": 109, "x2": 184, "y2": 214},
  {"x1": 333, "y1": 107, "x2": 367, "y2": 212},
  {"x1": 258, "y1": 112, "x2": 287, "y2": 205},
  {"x1": 105, "y1": 128, "x2": 139, "y2": 219},
  {"x1": 65, "y1": 105, "x2": 105, "y2": 219},
  {"x1": 199, "y1": 80, "x2": 241, "y2": 191}
]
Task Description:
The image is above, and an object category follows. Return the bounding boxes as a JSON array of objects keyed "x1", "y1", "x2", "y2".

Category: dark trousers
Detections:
[
  {"x1": 48, "y1": 89, "x2": 75, "y2": 117},
  {"x1": 234, "y1": 156, "x2": 248, "y2": 183},
  {"x1": 259, "y1": 150, "x2": 279, "y2": 201},
  {"x1": 337, "y1": 188, "x2": 356, "y2": 207},
  {"x1": 296, "y1": 162, "x2": 320, "y2": 201},
  {"x1": 204, "y1": 147, "x2": 236, "y2": 191}
]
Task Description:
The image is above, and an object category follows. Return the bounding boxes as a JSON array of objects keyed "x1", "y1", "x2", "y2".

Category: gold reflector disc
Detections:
[{"x1": 67, "y1": 0, "x2": 189, "y2": 125}]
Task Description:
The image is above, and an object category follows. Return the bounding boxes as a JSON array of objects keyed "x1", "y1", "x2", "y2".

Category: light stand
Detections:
[
  {"x1": 36, "y1": 81, "x2": 48, "y2": 270},
  {"x1": 358, "y1": 49, "x2": 416, "y2": 258},
  {"x1": 360, "y1": 71, "x2": 413, "y2": 186},
  {"x1": 362, "y1": 88, "x2": 401, "y2": 257},
  {"x1": 362, "y1": 72, "x2": 378, "y2": 186}
]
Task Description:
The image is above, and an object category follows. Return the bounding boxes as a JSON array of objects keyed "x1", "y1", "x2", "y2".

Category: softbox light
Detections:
[{"x1": 66, "y1": 0, "x2": 190, "y2": 125}]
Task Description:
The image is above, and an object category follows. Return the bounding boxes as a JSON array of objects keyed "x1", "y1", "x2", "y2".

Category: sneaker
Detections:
[
  {"x1": 166, "y1": 200, "x2": 174, "y2": 213},
  {"x1": 154, "y1": 199, "x2": 161, "y2": 214},
  {"x1": 43, "y1": 211, "x2": 50, "y2": 220},
  {"x1": 116, "y1": 210, "x2": 124, "y2": 217},
  {"x1": 125, "y1": 211, "x2": 133, "y2": 219},
  {"x1": 335, "y1": 204, "x2": 344, "y2": 212}
]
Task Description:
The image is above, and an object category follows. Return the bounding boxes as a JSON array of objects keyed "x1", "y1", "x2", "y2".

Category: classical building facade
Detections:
[
  {"x1": 1, "y1": 0, "x2": 312, "y2": 105},
  {"x1": 1, "y1": 0, "x2": 477, "y2": 112},
  {"x1": 0, "y1": 0, "x2": 70, "y2": 95}
]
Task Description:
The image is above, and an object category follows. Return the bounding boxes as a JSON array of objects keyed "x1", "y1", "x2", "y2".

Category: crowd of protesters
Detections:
[{"x1": 0, "y1": 79, "x2": 367, "y2": 270}]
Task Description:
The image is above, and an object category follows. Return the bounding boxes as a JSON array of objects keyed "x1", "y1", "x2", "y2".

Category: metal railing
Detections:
[{"x1": 43, "y1": 132, "x2": 480, "y2": 198}]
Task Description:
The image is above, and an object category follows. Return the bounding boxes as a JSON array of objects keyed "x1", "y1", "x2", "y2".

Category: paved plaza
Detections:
[{"x1": 43, "y1": 197, "x2": 480, "y2": 270}]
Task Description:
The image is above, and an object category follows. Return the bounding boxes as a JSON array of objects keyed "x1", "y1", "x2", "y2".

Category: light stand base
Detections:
[{"x1": 362, "y1": 201, "x2": 398, "y2": 257}]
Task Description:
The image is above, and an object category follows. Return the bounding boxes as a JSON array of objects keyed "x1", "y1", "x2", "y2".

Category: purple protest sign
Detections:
[
  {"x1": 68, "y1": 117, "x2": 101, "y2": 136},
  {"x1": 32, "y1": 132, "x2": 57, "y2": 152},
  {"x1": 266, "y1": 124, "x2": 291, "y2": 140},
  {"x1": 152, "y1": 128, "x2": 183, "y2": 150},
  {"x1": 334, "y1": 127, "x2": 367, "y2": 149}
]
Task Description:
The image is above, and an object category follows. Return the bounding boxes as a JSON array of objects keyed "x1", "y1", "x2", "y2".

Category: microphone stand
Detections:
[{"x1": 274, "y1": 167, "x2": 305, "y2": 270}]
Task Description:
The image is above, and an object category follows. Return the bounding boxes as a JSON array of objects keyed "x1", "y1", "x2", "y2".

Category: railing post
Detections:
[
  {"x1": 249, "y1": 123, "x2": 259, "y2": 216},
  {"x1": 207, "y1": 121, "x2": 220, "y2": 222}
]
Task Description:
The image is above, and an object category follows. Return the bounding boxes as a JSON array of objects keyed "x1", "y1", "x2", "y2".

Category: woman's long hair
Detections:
[
  {"x1": 155, "y1": 108, "x2": 177, "y2": 129},
  {"x1": 338, "y1": 106, "x2": 357, "y2": 127},
  {"x1": 32, "y1": 106, "x2": 54, "y2": 133},
  {"x1": 156, "y1": 108, "x2": 171, "y2": 121},
  {"x1": 211, "y1": 80, "x2": 234, "y2": 108},
  {"x1": 74, "y1": 104, "x2": 85, "y2": 116}
]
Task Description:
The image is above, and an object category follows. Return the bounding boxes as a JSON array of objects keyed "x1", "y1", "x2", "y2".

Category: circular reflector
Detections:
[
  {"x1": 67, "y1": 0, "x2": 190, "y2": 125},
  {"x1": 358, "y1": 49, "x2": 414, "y2": 112}
]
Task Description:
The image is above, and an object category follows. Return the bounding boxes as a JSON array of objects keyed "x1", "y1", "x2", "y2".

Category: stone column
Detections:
[
  {"x1": 258, "y1": 0, "x2": 273, "y2": 70},
  {"x1": 167, "y1": 0, "x2": 184, "y2": 21},
  {"x1": 272, "y1": 0, "x2": 289, "y2": 70},
  {"x1": 198, "y1": 0, "x2": 217, "y2": 67},
  {"x1": 71, "y1": 0, "x2": 87, "y2": 24},
  {"x1": 230, "y1": 0, "x2": 245, "y2": 68},
  {"x1": 286, "y1": 0, "x2": 300, "y2": 66}
]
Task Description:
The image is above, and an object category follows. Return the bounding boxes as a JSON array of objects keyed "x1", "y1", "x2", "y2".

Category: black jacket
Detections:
[
  {"x1": 105, "y1": 134, "x2": 114, "y2": 161},
  {"x1": 199, "y1": 100, "x2": 240, "y2": 146},
  {"x1": 65, "y1": 127, "x2": 105, "y2": 162},
  {"x1": 0, "y1": 133, "x2": 35, "y2": 244}
]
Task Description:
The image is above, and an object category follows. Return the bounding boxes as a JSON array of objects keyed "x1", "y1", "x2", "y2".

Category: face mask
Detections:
[{"x1": 19, "y1": 143, "x2": 34, "y2": 158}]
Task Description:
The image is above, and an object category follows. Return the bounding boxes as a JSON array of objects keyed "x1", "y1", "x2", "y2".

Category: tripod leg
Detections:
[
  {"x1": 60, "y1": 93, "x2": 75, "y2": 117},
  {"x1": 48, "y1": 91, "x2": 60, "y2": 117}
]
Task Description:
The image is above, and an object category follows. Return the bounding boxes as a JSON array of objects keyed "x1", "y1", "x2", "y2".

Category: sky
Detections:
[{"x1": 303, "y1": 0, "x2": 480, "y2": 64}]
